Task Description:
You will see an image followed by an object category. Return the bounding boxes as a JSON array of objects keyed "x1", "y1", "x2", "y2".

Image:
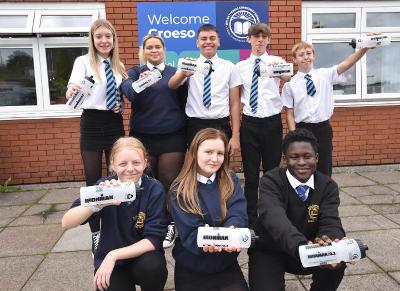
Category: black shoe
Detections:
[
  {"x1": 91, "y1": 231, "x2": 100, "y2": 258},
  {"x1": 163, "y1": 223, "x2": 176, "y2": 248}
]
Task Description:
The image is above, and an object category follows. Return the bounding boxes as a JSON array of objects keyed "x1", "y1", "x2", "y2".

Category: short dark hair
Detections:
[
  {"x1": 247, "y1": 23, "x2": 271, "y2": 37},
  {"x1": 282, "y1": 128, "x2": 318, "y2": 155},
  {"x1": 197, "y1": 24, "x2": 219, "y2": 37}
]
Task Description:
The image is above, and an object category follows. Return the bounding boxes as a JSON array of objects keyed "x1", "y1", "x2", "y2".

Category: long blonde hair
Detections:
[
  {"x1": 171, "y1": 128, "x2": 234, "y2": 221},
  {"x1": 88, "y1": 19, "x2": 127, "y2": 80}
]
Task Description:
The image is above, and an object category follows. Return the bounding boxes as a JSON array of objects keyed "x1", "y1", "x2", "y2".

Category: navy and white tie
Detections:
[
  {"x1": 304, "y1": 74, "x2": 316, "y2": 97},
  {"x1": 202, "y1": 60, "x2": 213, "y2": 109},
  {"x1": 250, "y1": 58, "x2": 261, "y2": 114},
  {"x1": 296, "y1": 185, "x2": 309, "y2": 202},
  {"x1": 104, "y1": 60, "x2": 122, "y2": 112},
  {"x1": 206, "y1": 179, "x2": 212, "y2": 185}
]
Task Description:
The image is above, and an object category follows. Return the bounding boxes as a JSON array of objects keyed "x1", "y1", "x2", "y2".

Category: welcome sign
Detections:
[{"x1": 137, "y1": 1, "x2": 268, "y2": 66}]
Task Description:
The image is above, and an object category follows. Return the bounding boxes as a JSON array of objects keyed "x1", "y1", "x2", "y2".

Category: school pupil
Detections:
[
  {"x1": 65, "y1": 19, "x2": 127, "y2": 254},
  {"x1": 249, "y1": 128, "x2": 346, "y2": 291},
  {"x1": 236, "y1": 23, "x2": 290, "y2": 228},
  {"x1": 120, "y1": 33, "x2": 188, "y2": 248},
  {"x1": 169, "y1": 128, "x2": 249, "y2": 291},
  {"x1": 282, "y1": 39, "x2": 374, "y2": 176},
  {"x1": 62, "y1": 137, "x2": 168, "y2": 291},
  {"x1": 168, "y1": 24, "x2": 242, "y2": 157}
]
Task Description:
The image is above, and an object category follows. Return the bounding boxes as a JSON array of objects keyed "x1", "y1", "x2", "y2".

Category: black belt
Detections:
[
  {"x1": 242, "y1": 113, "x2": 281, "y2": 125},
  {"x1": 297, "y1": 120, "x2": 330, "y2": 129},
  {"x1": 188, "y1": 116, "x2": 229, "y2": 126}
]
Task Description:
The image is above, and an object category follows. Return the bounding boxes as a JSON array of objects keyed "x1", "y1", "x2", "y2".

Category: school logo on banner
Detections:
[{"x1": 225, "y1": 6, "x2": 260, "y2": 42}]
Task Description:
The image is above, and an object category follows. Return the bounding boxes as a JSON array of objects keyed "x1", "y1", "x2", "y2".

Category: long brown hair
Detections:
[
  {"x1": 138, "y1": 33, "x2": 166, "y2": 65},
  {"x1": 171, "y1": 128, "x2": 234, "y2": 220},
  {"x1": 88, "y1": 19, "x2": 127, "y2": 80}
]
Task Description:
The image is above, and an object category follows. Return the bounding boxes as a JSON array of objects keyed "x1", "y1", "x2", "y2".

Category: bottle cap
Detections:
[
  {"x1": 349, "y1": 39, "x2": 356, "y2": 49},
  {"x1": 355, "y1": 239, "x2": 368, "y2": 258},
  {"x1": 250, "y1": 229, "x2": 258, "y2": 247}
]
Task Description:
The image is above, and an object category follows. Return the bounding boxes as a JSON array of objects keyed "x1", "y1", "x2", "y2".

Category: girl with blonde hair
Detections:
[{"x1": 170, "y1": 128, "x2": 249, "y2": 291}]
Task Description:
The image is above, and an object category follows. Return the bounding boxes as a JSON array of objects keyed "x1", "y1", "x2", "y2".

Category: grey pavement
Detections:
[{"x1": 1, "y1": 166, "x2": 400, "y2": 290}]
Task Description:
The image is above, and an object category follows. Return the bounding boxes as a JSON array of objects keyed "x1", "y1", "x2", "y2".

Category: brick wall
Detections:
[{"x1": 1, "y1": 0, "x2": 399, "y2": 185}]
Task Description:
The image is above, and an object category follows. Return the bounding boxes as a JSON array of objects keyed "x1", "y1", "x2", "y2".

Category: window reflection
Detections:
[
  {"x1": 0, "y1": 48, "x2": 36, "y2": 106},
  {"x1": 312, "y1": 13, "x2": 355, "y2": 29},
  {"x1": 0, "y1": 15, "x2": 27, "y2": 29},
  {"x1": 313, "y1": 43, "x2": 356, "y2": 95},
  {"x1": 367, "y1": 41, "x2": 400, "y2": 94},
  {"x1": 46, "y1": 47, "x2": 87, "y2": 104},
  {"x1": 40, "y1": 15, "x2": 92, "y2": 28},
  {"x1": 367, "y1": 12, "x2": 400, "y2": 27}
]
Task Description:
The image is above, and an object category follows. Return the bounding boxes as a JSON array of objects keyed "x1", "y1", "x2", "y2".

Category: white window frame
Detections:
[
  {"x1": 303, "y1": 1, "x2": 400, "y2": 107},
  {"x1": 0, "y1": 10, "x2": 34, "y2": 34}
]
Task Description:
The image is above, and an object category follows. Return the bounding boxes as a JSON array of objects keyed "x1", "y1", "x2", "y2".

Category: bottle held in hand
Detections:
[
  {"x1": 132, "y1": 68, "x2": 162, "y2": 93},
  {"x1": 80, "y1": 182, "x2": 138, "y2": 207},
  {"x1": 66, "y1": 75, "x2": 95, "y2": 110},
  {"x1": 349, "y1": 34, "x2": 391, "y2": 49},
  {"x1": 178, "y1": 57, "x2": 213, "y2": 76},
  {"x1": 197, "y1": 227, "x2": 257, "y2": 248}
]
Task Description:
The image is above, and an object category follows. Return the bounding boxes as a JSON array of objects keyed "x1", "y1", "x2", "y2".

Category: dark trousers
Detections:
[
  {"x1": 240, "y1": 114, "x2": 283, "y2": 227},
  {"x1": 175, "y1": 262, "x2": 249, "y2": 291},
  {"x1": 95, "y1": 251, "x2": 167, "y2": 291},
  {"x1": 249, "y1": 248, "x2": 345, "y2": 291},
  {"x1": 186, "y1": 117, "x2": 232, "y2": 147},
  {"x1": 297, "y1": 121, "x2": 333, "y2": 177}
]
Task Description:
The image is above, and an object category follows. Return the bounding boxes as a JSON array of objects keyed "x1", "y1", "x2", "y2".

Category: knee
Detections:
[{"x1": 137, "y1": 251, "x2": 167, "y2": 277}]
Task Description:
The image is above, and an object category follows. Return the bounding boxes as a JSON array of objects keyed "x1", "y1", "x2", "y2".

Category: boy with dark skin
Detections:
[{"x1": 249, "y1": 128, "x2": 346, "y2": 291}]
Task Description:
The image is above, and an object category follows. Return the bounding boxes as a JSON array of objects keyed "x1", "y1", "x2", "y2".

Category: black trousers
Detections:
[
  {"x1": 297, "y1": 121, "x2": 333, "y2": 177},
  {"x1": 95, "y1": 251, "x2": 167, "y2": 291},
  {"x1": 248, "y1": 248, "x2": 345, "y2": 291},
  {"x1": 240, "y1": 114, "x2": 282, "y2": 227},
  {"x1": 186, "y1": 117, "x2": 232, "y2": 147}
]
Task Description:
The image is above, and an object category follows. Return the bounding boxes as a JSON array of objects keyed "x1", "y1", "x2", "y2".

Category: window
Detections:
[
  {"x1": 0, "y1": 3, "x2": 105, "y2": 120},
  {"x1": 303, "y1": 1, "x2": 400, "y2": 106}
]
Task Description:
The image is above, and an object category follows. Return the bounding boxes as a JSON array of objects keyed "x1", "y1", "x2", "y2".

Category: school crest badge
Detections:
[
  {"x1": 135, "y1": 212, "x2": 146, "y2": 228},
  {"x1": 308, "y1": 204, "x2": 319, "y2": 222}
]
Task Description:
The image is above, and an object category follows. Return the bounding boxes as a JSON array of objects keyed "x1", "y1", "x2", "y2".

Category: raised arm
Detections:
[
  {"x1": 168, "y1": 70, "x2": 190, "y2": 89},
  {"x1": 337, "y1": 47, "x2": 369, "y2": 75}
]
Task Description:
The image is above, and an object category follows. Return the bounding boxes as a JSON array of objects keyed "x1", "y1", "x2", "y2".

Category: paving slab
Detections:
[
  {"x1": 0, "y1": 205, "x2": 28, "y2": 227},
  {"x1": 341, "y1": 215, "x2": 399, "y2": 232},
  {"x1": 22, "y1": 251, "x2": 93, "y2": 291},
  {"x1": 38, "y1": 188, "x2": 80, "y2": 204},
  {"x1": 0, "y1": 224, "x2": 63, "y2": 257},
  {"x1": 23, "y1": 203, "x2": 70, "y2": 215},
  {"x1": 52, "y1": 224, "x2": 91, "y2": 252},
  {"x1": 344, "y1": 257, "x2": 381, "y2": 275},
  {"x1": 341, "y1": 185, "x2": 398, "y2": 198},
  {"x1": 339, "y1": 192, "x2": 361, "y2": 205},
  {"x1": 339, "y1": 205, "x2": 377, "y2": 217},
  {"x1": 337, "y1": 273, "x2": 399, "y2": 291},
  {"x1": 348, "y1": 229, "x2": 400, "y2": 271},
  {"x1": 332, "y1": 173, "x2": 377, "y2": 187},
  {"x1": 389, "y1": 271, "x2": 400, "y2": 284},
  {"x1": 386, "y1": 183, "x2": 400, "y2": 193},
  {"x1": 0, "y1": 190, "x2": 47, "y2": 206},
  {"x1": 359, "y1": 171, "x2": 400, "y2": 184},
  {"x1": 357, "y1": 194, "x2": 398, "y2": 205},
  {"x1": 9, "y1": 210, "x2": 66, "y2": 227},
  {"x1": 386, "y1": 213, "x2": 400, "y2": 225},
  {"x1": 369, "y1": 204, "x2": 400, "y2": 215},
  {"x1": 0, "y1": 255, "x2": 43, "y2": 291}
]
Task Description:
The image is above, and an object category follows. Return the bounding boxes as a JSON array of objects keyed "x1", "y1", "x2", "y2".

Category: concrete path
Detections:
[{"x1": 1, "y1": 167, "x2": 400, "y2": 290}]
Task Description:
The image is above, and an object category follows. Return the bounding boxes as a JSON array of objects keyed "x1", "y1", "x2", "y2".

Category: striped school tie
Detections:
[
  {"x1": 296, "y1": 185, "x2": 309, "y2": 202},
  {"x1": 104, "y1": 60, "x2": 122, "y2": 112},
  {"x1": 304, "y1": 74, "x2": 316, "y2": 97},
  {"x1": 250, "y1": 58, "x2": 261, "y2": 114},
  {"x1": 202, "y1": 60, "x2": 213, "y2": 109}
]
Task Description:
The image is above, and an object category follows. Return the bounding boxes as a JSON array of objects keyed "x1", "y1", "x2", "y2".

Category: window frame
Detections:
[{"x1": 0, "y1": 10, "x2": 34, "y2": 34}]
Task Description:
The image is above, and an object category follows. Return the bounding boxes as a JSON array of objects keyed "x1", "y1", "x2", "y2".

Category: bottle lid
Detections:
[
  {"x1": 349, "y1": 39, "x2": 356, "y2": 49},
  {"x1": 250, "y1": 229, "x2": 258, "y2": 247},
  {"x1": 355, "y1": 239, "x2": 368, "y2": 258}
]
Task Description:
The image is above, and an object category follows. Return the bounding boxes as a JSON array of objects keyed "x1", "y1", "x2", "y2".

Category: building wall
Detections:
[{"x1": 1, "y1": 0, "x2": 399, "y2": 185}]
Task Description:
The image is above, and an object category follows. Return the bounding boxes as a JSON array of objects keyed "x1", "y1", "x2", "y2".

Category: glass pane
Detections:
[
  {"x1": 367, "y1": 12, "x2": 400, "y2": 27},
  {"x1": 0, "y1": 48, "x2": 36, "y2": 106},
  {"x1": 312, "y1": 13, "x2": 355, "y2": 29},
  {"x1": 367, "y1": 41, "x2": 400, "y2": 94},
  {"x1": 40, "y1": 15, "x2": 92, "y2": 29},
  {"x1": 46, "y1": 47, "x2": 88, "y2": 105},
  {"x1": 313, "y1": 42, "x2": 356, "y2": 95},
  {"x1": 0, "y1": 15, "x2": 28, "y2": 29}
]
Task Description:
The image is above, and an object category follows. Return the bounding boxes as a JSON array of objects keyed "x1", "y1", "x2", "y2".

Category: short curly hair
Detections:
[{"x1": 282, "y1": 128, "x2": 318, "y2": 155}]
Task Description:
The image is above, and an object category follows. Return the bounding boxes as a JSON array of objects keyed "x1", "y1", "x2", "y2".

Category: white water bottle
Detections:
[
  {"x1": 350, "y1": 34, "x2": 391, "y2": 49},
  {"x1": 132, "y1": 68, "x2": 162, "y2": 93},
  {"x1": 257, "y1": 63, "x2": 293, "y2": 78},
  {"x1": 80, "y1": 182, "x2": 138, "y2": 207},
  {"x1": 197, "y1": 227, "x2": 257, "y2": 248},
  {"x1": 299, "y1": 238, "x2": 368, "y2": 268},
  {"x1": 178, "y1": 57, "x2": 213, "y2": 76},
  {"x1": 66, "y1": 75, "x2": 95, "y2": 110}
]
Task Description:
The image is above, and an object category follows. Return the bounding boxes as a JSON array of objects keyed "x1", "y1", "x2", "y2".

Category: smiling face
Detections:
[
  {"x1": 111, "y1": 148, "x2": 147, "y2": 183},
  {"x1": 93, "y1": 26, "x2": 114, "y2": 59},
  {"x1": 197, "y1": 30, "x2": 220, "y2": 59},
  {"x1": 248, "y1": 33, "x2": 270, "y2": 56},
  {"x1": 143, "y1": 37, "x2": 165, "y2": 66},
  {"x1": 293, "y1": 47, "x2": 315, "y2": 73},
  {"x1": 285, "y1": 141, "x2": 318, "y2": 183},
  {"x1": 196, "y1": 138, "x2": 225, "y2": 178}
]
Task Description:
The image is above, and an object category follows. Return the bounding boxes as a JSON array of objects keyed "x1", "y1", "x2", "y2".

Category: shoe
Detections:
[
  {"x1": 163, "y1": 223, "x2": 176, "y2": 248},
  {"x1": 91, "y1": 231, "x2": 100, "y2": 258}
]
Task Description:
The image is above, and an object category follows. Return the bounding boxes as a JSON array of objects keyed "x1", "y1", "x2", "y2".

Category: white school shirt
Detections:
[
  {"x1": 286, "y1": 169, "x2": 314, "y2": 200},
  {"x1": 68, "y1": 54, "x2": 123, "y2": 110},
  {"x1": 281, "y1": 66, "x2": 346, "y2": 123},
  {"x1": 197, "y1": 173, "x2": 216, "y2": 184},
  {"x1": 147, "y1": 62, "x2": 165, "y2": 72},
  {"x1": 185, "y1": 54, "x2": 242, "y2": 119},
  {"x1": 236, "y1": 52, "x2": 284, "y2": 118}
]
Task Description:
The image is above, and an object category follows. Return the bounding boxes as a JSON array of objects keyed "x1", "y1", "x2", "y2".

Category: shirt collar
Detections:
[
  {"x1": 197, "y1": 173, "x2": 216, "y2": 184},
  {"x1": 250, "y1": 52, "x2": 269, "y2": 62},
  {"x1": 199, "y1": 54, "x2": 218, "y2": 63},
  {"x1": 117, "y1": 177, "x2": 142, "y2": 187},
  {"x1": 147, "y1": 62, "x2": 165, "y2": 72},
  {"x1": 297, "y1": 67, "x2": 315, "y2": 78},
  {"x1": 286, "y1": 169, "x2": 314, "y2": 190},
  {"x1": 97, "y1": 54, "x2": 110, "y2": 63}
]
